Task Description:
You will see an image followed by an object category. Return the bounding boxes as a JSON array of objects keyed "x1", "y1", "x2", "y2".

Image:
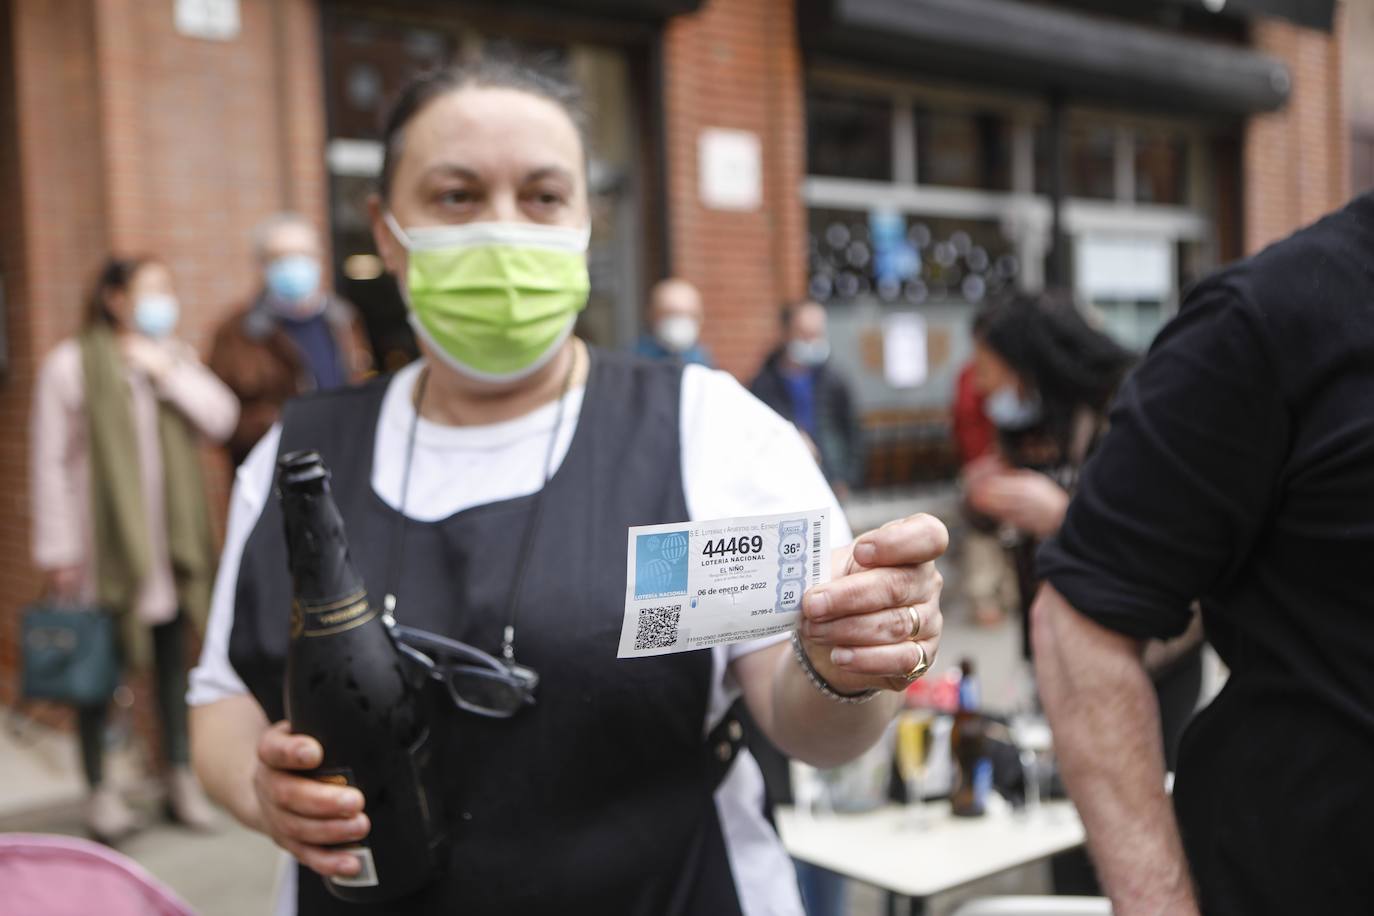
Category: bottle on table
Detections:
[
  {"x1": 949, "y1": 658, "x2": 991, "y2": 818},
  {"x1": 278, "y1": 449, "x2": 448, "y2": 902}
]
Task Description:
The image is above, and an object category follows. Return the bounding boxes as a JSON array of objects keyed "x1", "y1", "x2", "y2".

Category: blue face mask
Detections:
[
  {"x1": 133, "y1": 294, "x2": 179, "y2": 339},
  {"x1": 985, "y1": 385, "x2": 1042, "y2": 430},
  {"x1": 265, "y1": 255, "x2": 322, "y2": 303}
]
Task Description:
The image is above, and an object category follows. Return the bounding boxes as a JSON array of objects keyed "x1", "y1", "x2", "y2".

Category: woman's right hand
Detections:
[{"x1": 253, "y1": 721, "x2": 370, "y2": 879}]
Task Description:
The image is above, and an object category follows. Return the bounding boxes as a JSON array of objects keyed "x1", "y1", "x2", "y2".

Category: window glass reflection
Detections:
[
  {"x1": 915, "y1": 109, "x2": 1012, "y2": 191},
  {"x1": 1036, "y1": 123, "x2": 1116, "y2": 199},
  {"x1": 1135, "y1": 131, "x2": 1189, "y2": 205},
  {"x1": 806, "y1": 90, "x2": 893, "y2": 181},
  {"x1": 808, "y1": 209, "x2": 1018, "y2": 306}
]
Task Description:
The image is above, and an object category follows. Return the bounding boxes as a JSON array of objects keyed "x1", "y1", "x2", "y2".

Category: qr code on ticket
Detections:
[{"x1": 634, "y1": 605, "x2": 681, "y2": 651}]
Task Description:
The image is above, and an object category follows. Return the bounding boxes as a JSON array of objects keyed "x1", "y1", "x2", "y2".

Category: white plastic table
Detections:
[{"x1": 776, "y1": 799, "x2": 1086, "y2": 915}]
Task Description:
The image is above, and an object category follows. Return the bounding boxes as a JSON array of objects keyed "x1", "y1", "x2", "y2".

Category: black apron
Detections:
[{"x1": 230, "y1": 349, "x2": 748, "y2": 915}]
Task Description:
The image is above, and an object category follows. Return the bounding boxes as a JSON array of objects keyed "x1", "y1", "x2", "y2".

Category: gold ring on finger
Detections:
[
  {"x1": 906, "y1": 605, "x2": 922, "y2": 641},
  {"x1": 904, "y1": 643, "x2": 931, "y2": 684}
]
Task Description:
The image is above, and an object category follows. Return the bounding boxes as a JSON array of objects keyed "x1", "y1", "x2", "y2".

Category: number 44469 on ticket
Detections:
[{"x1": 617, "y1": 508, "x2": 831, "y2": 659}]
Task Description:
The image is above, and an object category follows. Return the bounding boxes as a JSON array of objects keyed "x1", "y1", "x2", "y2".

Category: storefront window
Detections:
[
  {"x1": 803, "y1": 80, "x2": 1220, "y2": 489},
  {"x1": 1134, "y1": 131, "x2": 1189, "y2": 205},
  {"x1": 915, "y1": 109, "x2": 1012, "y2": 191},
  {"x1": 1071, "y1": 234, "x2": 1199, "y2": 351},
  {"x1": 1036, "y1": 123, "x2": 1115, "y2": 199},
  {"x1": 807, "y1": 208, "x2": 1018, "y2": 306},
  {"x1": 806, "y1": 90, "x2": 893, "y2": 181},
  {"x1": 1068, "y1": 125, "x2": 1116, "y2": 199},
  {"x1": 1355, "y1": 129, "x2": 1374, "y2": 195},
  {"x1": 327, "y1": 21, "x2": 453, "y2": 142}
]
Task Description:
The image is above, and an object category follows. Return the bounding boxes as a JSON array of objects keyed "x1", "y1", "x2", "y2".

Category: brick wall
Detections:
[
  {"x1": 90, "y1": 0, "x2": 329, "y2": 351},
  {"x1": 0, "y1": 0, "x2": 327, "y2": 708},
  {"x1": 662, "y1": 0, "x2": 806, "y2": 381},
  {"x1": 0, "y1": 0, "x2": 111, "y2": 706},
  {"x1": 1243, "y1": 12, "x2": 1351, "y2": 254},
  {"x1": 0, "y1": 0, "x2": 32, "y2": 702}
]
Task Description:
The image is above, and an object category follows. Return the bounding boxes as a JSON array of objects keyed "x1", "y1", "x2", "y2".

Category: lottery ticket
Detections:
[{"x1": 617, "y1": 508, "x2": 830, "y2": 659}]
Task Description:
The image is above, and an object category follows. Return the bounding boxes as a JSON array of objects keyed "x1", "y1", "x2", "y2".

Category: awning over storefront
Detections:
[
  {"x1": 1182, "y1": 0, "x2": 1336, "y2": 32},
  {"x1": 800, "y1": 0, "x2": 1293, "y2": 116},
  {"x1": 522, "y1": 0, "x2": 703, "y2": 17}
]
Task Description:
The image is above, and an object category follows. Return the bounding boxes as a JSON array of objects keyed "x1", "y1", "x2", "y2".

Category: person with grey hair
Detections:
[{"x1": 209, "y1": 214, "x2": 372, "y2": 465}]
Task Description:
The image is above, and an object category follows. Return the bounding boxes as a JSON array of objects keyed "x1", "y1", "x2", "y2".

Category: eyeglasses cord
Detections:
[{"x1": 383, "y1": 345, "x2": 580, "y2": 664}]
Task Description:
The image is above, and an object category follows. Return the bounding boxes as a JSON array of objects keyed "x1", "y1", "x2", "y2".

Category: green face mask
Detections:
[{"x1": 386, "y1": 214, "x2": 591, "y2": 382}]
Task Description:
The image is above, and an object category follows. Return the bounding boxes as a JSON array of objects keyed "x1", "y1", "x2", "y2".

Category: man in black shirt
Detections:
[{"x1": 1033, "y1": 191, "x2": 1374, "y2": 916}]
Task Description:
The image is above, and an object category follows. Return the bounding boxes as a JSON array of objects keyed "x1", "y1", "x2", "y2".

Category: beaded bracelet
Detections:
[{"x1": 790, "y1": 630, "x2": 879, "y2": 705}]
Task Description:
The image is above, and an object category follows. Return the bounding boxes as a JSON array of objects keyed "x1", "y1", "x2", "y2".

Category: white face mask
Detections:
[
  {"x1": 984, "y1": 385, "x2": 1042, "y2": 430},
  {"x1": 787, "y1": 338, "x2": 830, "y2": 368},
  {"x1": 133, "y1": 294, "x2": 180, "y2": 339},
  {"x1": 654, "y1": 315, "x2": 700, "y2": 353}
]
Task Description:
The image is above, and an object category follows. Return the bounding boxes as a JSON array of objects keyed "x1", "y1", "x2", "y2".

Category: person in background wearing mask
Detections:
[
  {"x1": 750, "y1": 301, "x2": 863, "y2": 500},
  {"x1": 187, "y1": 59, "x2": 946, "y2": 916},
  {"x1": 951, "y1": 314, "x2": 1016, "y2": 628},
  {"x1": 964, "y1": 294, "x2": 1131, "y2": 655},
  {"x1": 963, "y1": 293, "x2": 1204, "y2": 761},
  {"x1": 30, "y1": 256, "x2": 239, "y2": 843},
  {"x1": 632, "y1": 277, "x2": 715, "y2": 367},
  {"x1": 208, "y1": 213, "x2": 372, "y2": 467}
]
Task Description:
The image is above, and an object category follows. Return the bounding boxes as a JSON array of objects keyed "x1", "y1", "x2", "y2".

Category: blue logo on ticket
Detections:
[
  {"x1": 634, "y1": 531, "x2": 690, "y2": 599},
  {"x1": 618, "y1": 508, "x2": 831, "y2": 659}
]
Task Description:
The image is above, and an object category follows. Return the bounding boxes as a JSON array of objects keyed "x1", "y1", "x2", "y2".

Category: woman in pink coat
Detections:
[{"x1": 30, "y1": 256, "x2": 239, "y2": 843}]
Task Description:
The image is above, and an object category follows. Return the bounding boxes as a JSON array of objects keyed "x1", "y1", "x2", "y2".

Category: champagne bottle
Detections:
[{"x1": 278, "y1": 450, "x2": 447, "y2": 902}]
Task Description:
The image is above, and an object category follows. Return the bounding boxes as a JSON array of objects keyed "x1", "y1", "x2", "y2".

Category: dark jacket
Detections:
[
  {"x1": 749, "y1": 349, "x2": 863, "y2": 489},
  {"x1": 208, "y1": 292, "x2": 372, "y2": 466}
]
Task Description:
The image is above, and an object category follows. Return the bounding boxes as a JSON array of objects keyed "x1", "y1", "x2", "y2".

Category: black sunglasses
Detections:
[{"x1": 388, "y1": 622, "x2": 540, "y2": 719}]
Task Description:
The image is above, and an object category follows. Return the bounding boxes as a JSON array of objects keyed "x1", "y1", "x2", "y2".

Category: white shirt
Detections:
[{"x1": 190, "y1": 359, "x2": 851, "y2": 916}]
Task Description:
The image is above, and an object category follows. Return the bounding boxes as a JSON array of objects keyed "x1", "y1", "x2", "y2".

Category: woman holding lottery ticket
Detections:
[{"x1": 186, "y1": 58, "x2": 945, "y2": 916}]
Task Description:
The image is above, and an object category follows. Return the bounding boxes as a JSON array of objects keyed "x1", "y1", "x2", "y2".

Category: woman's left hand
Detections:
[
  {"x1": 968, "y1": 469, "x2": 1069, "y2": 539},
  {"x1": 798, "y1": 514, "x2": 948, "y2": 694},
  {"x1": 121, "y1": 334, "x2": 176, "y2": 383}
]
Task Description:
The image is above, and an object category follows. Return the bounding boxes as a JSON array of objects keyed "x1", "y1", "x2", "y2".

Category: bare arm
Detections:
[
  {"x1": 191, "y1": 695, "x2": 271, "y2": 832},
  {"x1": 737, "y1": 514, "x2": 946, "y2": 768},
  {"x1": 191, "y1": 696, "x2": 369, "y2": 878},
  {"x1": 734, "y1": 641, "x2": 902, "y2": 769},
  {"x1": 1031, "y1": 583, "x2": 1198, "y2": 916}
]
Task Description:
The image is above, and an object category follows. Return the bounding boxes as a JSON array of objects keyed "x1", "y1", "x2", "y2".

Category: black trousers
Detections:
[{"x1": 76, "y1": 612, "x2": 190, "y2": 787}]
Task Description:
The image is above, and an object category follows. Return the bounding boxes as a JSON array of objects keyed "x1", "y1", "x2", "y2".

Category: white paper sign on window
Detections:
[
  {"x1": 883, "y1": 312, "x2": 928, "y2": 389},
  {"x1": 698, "y1": 129, "x2": 762, "y2": 212},
  {"x1": 1075, "y1": 234, "x2": 1174, "y2": 302},
  {"x1": 175, "y1": 0, "x2": 241, "y2": 42}
]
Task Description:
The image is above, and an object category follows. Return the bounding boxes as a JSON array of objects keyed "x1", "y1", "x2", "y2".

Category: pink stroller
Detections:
[{"x1": 0, "y1": 833, "x2": 194, "y2": 915}]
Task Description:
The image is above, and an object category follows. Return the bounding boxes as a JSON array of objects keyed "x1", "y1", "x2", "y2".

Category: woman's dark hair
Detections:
[
  {"x1": 85, "y1": 256, "x2": 157, "y2": 328},
  {"x1": 973, "y1": 290, "x2": 1135, "y2": 451},
  {"x1": 378, "y1": 56, "x2": 589, "y2": 202}
]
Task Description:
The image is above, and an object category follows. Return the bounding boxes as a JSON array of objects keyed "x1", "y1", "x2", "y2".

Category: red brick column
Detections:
[
  {"x1": 0, "y1": 0, "x2": 328, "y2": 706},
  {"x1": 0, "y1": 0, "x2": 112, "y2": 705},
  {"x1": 1244, "y1": 14, "x2": 1350, "y2": 254},
  {"x1": 663, "y1": 0, "x2": 806, "y2": 381}
]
